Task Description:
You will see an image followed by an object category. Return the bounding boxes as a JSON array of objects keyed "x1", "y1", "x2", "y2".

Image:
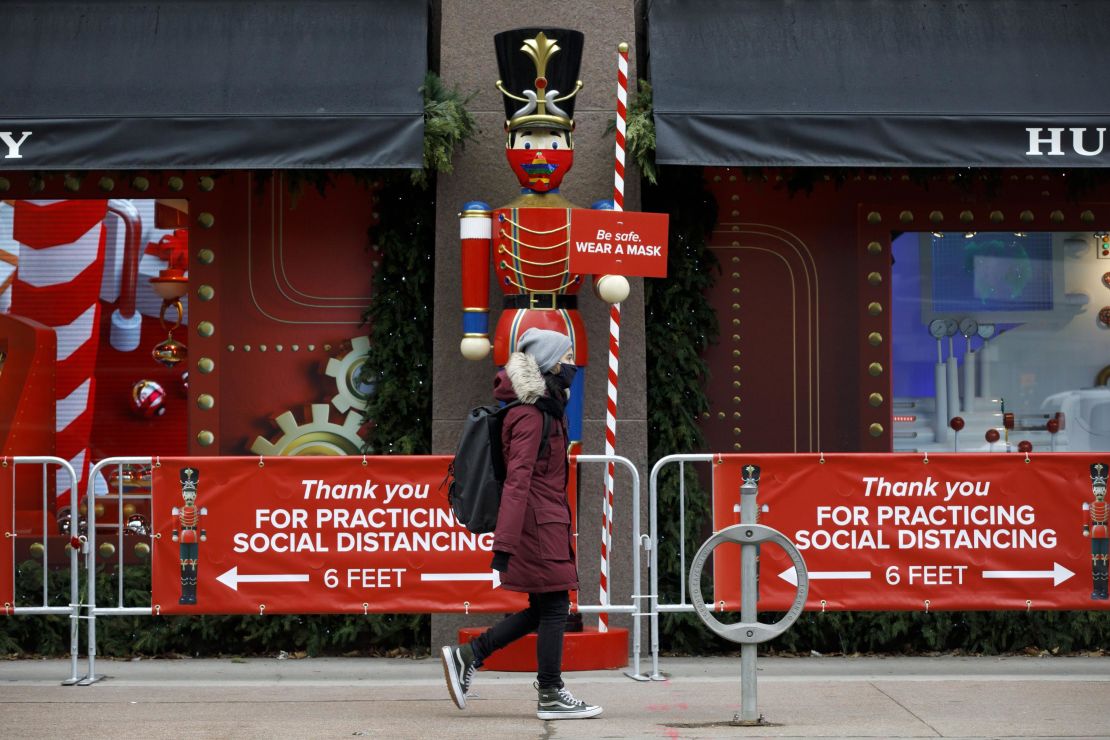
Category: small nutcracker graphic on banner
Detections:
[
  {"x1": 171, "y1": 466, "x2": 206, "y2": 605},
  {"x1": 1085, "y1": 462, "x2": 1108, "y2": 600}
]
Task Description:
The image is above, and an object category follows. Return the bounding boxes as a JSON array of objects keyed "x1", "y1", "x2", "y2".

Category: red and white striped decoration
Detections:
[
  {"x1": 8, "y1": 199, "x2": 109, "y2": 511},
  {"x1": 0, "y1": 203, "x2": 16, "y2": 313},
  {"x1": 599, "y1": 42, "x2": 629, "y2": 632}
]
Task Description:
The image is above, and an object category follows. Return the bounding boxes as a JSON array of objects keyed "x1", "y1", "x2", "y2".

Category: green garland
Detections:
[
  {"x1": 627, "y1": 81, "x2": 725, "y2": 652},
  {"x1": 358, "y1": 72, "x2": 476, "y2": 454}
]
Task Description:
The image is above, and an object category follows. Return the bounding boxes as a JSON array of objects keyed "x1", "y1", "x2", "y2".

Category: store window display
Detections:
[{"x1": 891, "y1": 231, "x2": 1110, "y2": 452}]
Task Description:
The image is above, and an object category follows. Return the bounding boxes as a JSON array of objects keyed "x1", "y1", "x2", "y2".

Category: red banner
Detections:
[
  {"x1": 711, "y1": 454, "x2": 1110, "y2": 611},
  {"x1": 151, "y1": 456, "x2": 571, "y2": 615},
  {"x1": 568, "y1": 209, "x2": 669, "y2": 277},
  {"x1": 1, "y1": 464, "x2": 12, "y2": 610}
]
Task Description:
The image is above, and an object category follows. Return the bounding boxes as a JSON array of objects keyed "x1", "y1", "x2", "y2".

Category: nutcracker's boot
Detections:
[
  {"x1": 185, "y1": 563, "x2": 198, "y2": 605},
  {"x1": 1096, "y1": 559, "x2": 1109, "y2": 600},
  {"x1": 179, "y1": 562, "x2": 190, "y2": 605}
]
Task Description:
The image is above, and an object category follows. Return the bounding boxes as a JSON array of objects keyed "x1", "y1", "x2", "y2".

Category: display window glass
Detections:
[{"x1": 891, "y1": 231, "x2": 1110, "y2": 452}]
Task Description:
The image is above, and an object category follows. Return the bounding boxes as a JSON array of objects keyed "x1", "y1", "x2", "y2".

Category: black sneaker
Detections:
[
  {"x1": 440, "y1": 643, "x2": 478, "y2": 709},
  {"x1": 536, "y1": 684, "x2": 603, "y2": 720}
]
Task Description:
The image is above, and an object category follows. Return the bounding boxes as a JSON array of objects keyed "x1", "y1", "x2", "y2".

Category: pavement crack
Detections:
[{"x1": 870, "y1": 681, "x2": 942, "y2": 737}]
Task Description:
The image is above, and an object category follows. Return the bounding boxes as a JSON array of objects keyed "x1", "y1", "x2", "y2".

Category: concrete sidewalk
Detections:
[{"x1": 0, "y1": 655, "x2": 1107, "y2": 738}]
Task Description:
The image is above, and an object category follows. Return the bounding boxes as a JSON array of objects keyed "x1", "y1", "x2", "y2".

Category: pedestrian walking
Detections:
[{"x1": 441, "y1": 327, "x2": 602, "y2": 720}]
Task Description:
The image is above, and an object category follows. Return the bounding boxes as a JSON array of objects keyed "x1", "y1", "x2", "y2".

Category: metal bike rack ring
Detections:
[{"x1": 688, "y1": 524, "x2": 809, "y2": 644}]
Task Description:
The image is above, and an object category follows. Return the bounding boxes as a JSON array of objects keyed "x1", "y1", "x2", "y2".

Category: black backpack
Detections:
[{"x1": 445, "y1": 400, "x2": 550, "y2": 534}]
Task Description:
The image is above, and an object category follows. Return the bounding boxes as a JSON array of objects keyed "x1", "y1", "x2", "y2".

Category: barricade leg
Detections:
[{"x1": 78, "y1": 456, "x2": 152, "y2": 685}]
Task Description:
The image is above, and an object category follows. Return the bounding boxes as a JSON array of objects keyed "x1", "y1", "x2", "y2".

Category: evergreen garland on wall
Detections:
[
  {"x1": 626, "y1": 82, "x2": 727, "y2": 651},
  {"x1": 358, "y1": 73, "x2": 476, "y2": 454}
]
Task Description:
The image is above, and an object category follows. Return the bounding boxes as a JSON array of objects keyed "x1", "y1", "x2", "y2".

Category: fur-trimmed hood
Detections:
[{"x1": 494, "y1": 352, "x2": 547, "y2": 405}]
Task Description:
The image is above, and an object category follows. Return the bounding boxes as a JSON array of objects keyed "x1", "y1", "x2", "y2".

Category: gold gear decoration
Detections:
[
  {"x1": 249, "y1": 404, "x2": 363, "y2": 456},
  {"x1": 324, "y1": 336, "x2": 372, "y2": 413}
]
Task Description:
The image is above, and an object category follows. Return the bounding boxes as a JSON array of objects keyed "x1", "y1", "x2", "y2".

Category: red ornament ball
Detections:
[
  {"x1": 1046, "y1": 419, "x2": 1060, "y2": 434},
  {"x1": 985, "y1": 429, "x2": 1001, "y2": 444},
  {"x1": 1017, "y1": 440, "x2": 1033, "y2": 453},
  {"x1": 949, "y1": 416, "x2": 965, "y2": 432},
  {"x1": 130, "y1": 380, "x2": 166, "y2": 418}
]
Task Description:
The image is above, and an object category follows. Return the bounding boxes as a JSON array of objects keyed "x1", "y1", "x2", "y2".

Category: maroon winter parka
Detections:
[{"x1": 490, "y1": 352, "x2": 578, "y2": 593}]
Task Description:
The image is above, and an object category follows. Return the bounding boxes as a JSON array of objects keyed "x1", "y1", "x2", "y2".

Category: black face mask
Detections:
[{"x1": 551, "y1": 364, "x2": 577, "y2": 390}]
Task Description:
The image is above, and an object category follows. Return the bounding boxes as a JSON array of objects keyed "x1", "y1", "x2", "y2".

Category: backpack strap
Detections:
[
  {"x1": 500, "y1": 400, "x2": 551, "y2": 461},
  {"x1": 537, "y1": 411, "x2": 551, "y2": 460}
]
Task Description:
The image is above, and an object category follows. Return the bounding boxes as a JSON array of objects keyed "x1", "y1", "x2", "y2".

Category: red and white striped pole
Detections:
[{"x1": 599, "y1": 41, "x2": 628, "y2": 633}]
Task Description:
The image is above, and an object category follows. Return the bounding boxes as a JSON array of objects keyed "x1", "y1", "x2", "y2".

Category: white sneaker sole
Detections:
[
  {"x1": 439, "y1": 646, "x2": 466, "y2": 710},
  {"x1": 536, "y1": 705, "x2": 603, "y2": 720}
]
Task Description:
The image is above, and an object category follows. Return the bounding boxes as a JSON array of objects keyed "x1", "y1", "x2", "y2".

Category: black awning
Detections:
[
  {"x1": 648, "y1": 0, "x2": 1110, "y2": 168},
  {"x1": 0, "y1": 1, "x2": 426, "y2": 170}
]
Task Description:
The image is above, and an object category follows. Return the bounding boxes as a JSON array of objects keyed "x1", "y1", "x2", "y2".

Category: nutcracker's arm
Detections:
[
  {"x1": 1083, "y1": 501, "x2": 1091, "y2": 536},
  {"x1": 460, "y1": 201, "x2": 493, "y2": 360}
]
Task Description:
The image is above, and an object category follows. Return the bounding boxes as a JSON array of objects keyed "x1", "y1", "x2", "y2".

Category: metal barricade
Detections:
[
  {"x1": 76, "y1": 455, "x2": 649, "y2": 684},
  {"x1": 572, "y1": 454, "x2": 648, "y2": 680},
  {"x1": 645, "y1": 453, "x2": 717, "y2": 679},
  {"x1": 80, "y1": 456, "x2": 154, "y2": 685},
  {"x1": 3, "y1": 456, "x2": 84, "y2": 684}
]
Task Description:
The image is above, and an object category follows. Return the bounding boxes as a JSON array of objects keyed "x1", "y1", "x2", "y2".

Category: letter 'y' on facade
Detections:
[{"x1": 0, "y1": 132, "x2": 31, "y2": 159}]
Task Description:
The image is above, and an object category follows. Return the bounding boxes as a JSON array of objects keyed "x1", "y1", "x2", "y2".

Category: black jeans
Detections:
[{"x1": 469, "y1": 590, "x2": 569, "y2": 689}]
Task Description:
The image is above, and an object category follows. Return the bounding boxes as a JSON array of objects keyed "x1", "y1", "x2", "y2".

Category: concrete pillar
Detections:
[{"x1": 431, "y1": 1, "x2": 645, "y2": 651}]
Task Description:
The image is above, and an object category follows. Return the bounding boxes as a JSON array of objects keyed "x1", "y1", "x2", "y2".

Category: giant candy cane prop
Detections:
[
  {"x1": 9, "y1": 200, "x2": 109, "y2": 511},
  {"x1": 598, "y1": 42, "x2": 628, "y2": 633}
]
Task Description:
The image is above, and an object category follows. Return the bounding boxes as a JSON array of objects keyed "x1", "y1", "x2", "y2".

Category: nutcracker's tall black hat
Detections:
[{"x1": 495, "y1": 27, "x2": 584, "y2": 132}]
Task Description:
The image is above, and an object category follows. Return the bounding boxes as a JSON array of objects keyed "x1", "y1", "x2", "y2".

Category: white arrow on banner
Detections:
[
  {"x1": 982, "y1": 562, "x2": 1075, "y2": 587},
  {"x1": 216, "y1": 566, "x2": 310, "y2": 591},
  {"x1": 778, "y1": 567, "x2": 871, "y2": 586},
  {"x1": 421, "y1": 570, "x2": 502, "y2": 589}
]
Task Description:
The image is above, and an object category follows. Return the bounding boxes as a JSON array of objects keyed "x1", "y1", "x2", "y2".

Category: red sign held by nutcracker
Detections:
[{"x1": 568, "y1": 209, "x2": 669, "y2": 278}]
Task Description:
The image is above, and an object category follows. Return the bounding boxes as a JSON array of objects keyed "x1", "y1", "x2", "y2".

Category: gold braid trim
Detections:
[
  {"x1": 499, "y1": 260, "x2": 569, "y2": 280},
  {"x1": 498, "y1": 245, "x2": 568, "y2": 267},
  {"x1": 500, "y1": 214, "x2": 568, "y2": 235},
  {"x1": 500, "y1": 229, "x2": 568, "y2": 250},
  {"x1": 505, "y1": 275, "x2": 578, "y2": 292}
]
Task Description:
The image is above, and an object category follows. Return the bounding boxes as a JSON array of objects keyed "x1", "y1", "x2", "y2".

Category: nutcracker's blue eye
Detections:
[
  {"x1": 551, "y1": 142, "x2": 559, "y2": 149},
  {"x1": 524, "y1": 142, "x2": 531, "y2": 149}
]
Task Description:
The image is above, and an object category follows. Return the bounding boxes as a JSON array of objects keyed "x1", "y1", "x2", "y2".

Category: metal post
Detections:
[
  {"x1": 738, "y1": 474, "x2": 759, "y2": 724},
  {"x1": 66, "y1": 460, "x2": 82, "y2": 686},
  {"x1": 687, "y1": 462, "x2": 807, "y2": 727}
]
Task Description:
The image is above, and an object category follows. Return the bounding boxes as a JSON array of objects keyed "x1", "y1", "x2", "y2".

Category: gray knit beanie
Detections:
[{"x1": 517, "y1": 327, "x2": 572, "y2": 373}]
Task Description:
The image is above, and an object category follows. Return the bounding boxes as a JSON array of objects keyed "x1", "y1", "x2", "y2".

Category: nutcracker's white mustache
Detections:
[{"x1": 511, "y1": 90, "x2": 570, "y2": 121}]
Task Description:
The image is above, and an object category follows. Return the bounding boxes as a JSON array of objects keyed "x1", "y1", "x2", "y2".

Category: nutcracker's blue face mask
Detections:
[{"x1": 506, "y1": 127, "x2": 574, "y2": 192}]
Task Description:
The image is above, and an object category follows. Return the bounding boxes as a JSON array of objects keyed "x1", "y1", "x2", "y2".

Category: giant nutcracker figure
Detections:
[
  {"x1": 171, "y1": 466, "x2": 206, "y2": 605},
  {"x1": 1084, "y1": 462, "x2": 1109, "y2": 600},
  {"x1": 459, "y1": 28, "x2": 630, "y2": 443}
]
